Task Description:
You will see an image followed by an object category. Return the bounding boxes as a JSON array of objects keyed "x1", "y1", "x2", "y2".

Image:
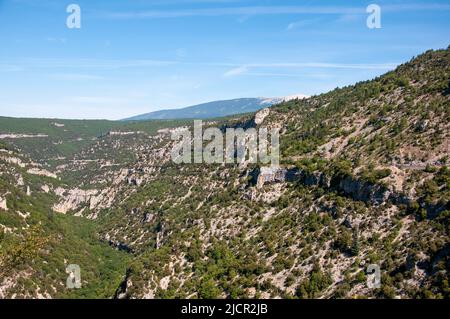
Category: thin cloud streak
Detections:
[
  {"x1": 222, "y1": 62, "x2": 398, "y2": 77},
  {"x1": 97, "y1": 3, "x2": 450, "y2": 19},
  {"x1": 223, "y1": 65, "x2": 248, "y2": 77},
  {"x1": 98, "y1": 6, "x2": 365, "y2": 19},
  {"x1": 1, "y1": 58, "x2": 399, "y2": 77},
  {"x1": 247, "y1": 62, "x2": 398, "y2": 70},
  {"x1": 243, "y1": 72, "x2": 333, "y2": 79},
  {"x1": 286, "y1": 18, "x2": 321, "y2": 31},
  {"x1": 48, "y1": 73, "x2": 105, "y2": 81}
]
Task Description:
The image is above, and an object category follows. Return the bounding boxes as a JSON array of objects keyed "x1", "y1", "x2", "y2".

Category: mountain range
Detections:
[{"x1": 122, "y1": 94, "x2": 309, "y2": 121}]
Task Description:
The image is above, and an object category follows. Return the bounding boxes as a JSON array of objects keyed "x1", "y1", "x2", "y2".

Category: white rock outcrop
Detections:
[
  {"x1": 108, "y1": 131, "x2": 143, "y2": 136},
  {"x1": 53, "y1": 188, "x2": 98, "y2": 214},
  {"x1": 41, "y1": 185, "x2": 50, "y2": 193},
  {"x1": 2, "y1": 156, "x2": 26, "y2": 168},
  {"x1": 0, "y1": 133, "x2": 48, "y2": 139},
  {"x1": 256, "y1": 166, "x2": 287, "y2": 188},
  {"x1": 254, "y1": 108, "x2": 270, "y2": 125},
  {"x1": 27, "y1": 168, "x2": 57, "y2": 179},
  {"x1": 0, "y1": 196, "x2": 7, "y2": 211}
]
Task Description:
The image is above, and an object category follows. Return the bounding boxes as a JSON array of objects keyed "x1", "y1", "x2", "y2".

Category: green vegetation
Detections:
[{"x1": 1, "y1": 47, "x2": 449, "y2": 299}]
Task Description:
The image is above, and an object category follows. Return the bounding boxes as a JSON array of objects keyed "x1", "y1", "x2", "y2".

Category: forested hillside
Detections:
[{"x1": 0, "y1": 47, "x2": 448, "y2": 299}]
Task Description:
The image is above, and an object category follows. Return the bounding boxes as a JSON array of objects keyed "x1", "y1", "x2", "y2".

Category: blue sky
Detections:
[{"x1": 0, "y1": 0, "x2": 449, "y2": 120}]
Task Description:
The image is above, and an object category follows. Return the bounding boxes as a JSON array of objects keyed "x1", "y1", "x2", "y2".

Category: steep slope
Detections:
[
  {"x1": 105, "y1": 47, "x2": 449, "y2": 299},
  {"x1": 0, "y1": 47, "x2": 448, "y2": 299},
  {"x1": 0, "y1": 142, "x2": 130, "y2": 298}
]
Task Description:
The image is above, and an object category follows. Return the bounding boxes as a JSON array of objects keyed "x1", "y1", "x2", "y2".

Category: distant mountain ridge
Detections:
[{"x1": 122, "y1": 94, "x2": 308, "y2": 121}]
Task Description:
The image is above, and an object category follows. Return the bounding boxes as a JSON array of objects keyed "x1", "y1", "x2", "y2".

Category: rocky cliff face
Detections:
[
  {"x1": 255, "y1": 167, "x2": 398, "y2": 205},
  {"x1": 254, "y1": 108, "x2": 270, "y2": 125},
  {"x1": 52, "y1": 188, "x2": 99, "y2": 214},
  {"x1": 254, "y1": 166, "x2": 287, "y2": 188}
]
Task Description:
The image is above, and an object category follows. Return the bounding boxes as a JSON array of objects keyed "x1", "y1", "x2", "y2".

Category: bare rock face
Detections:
[
  {"x1": 0, "y1": 196, "x2": 7, "y2": 211},
  {"x1": 256, "y1": 166, "x2": 287, "y2": 188},
  {"x1": 254, "y1": 108, "x2": 270, "y2": 125},
  {"x1": 16, "y1": 174, "x2": 24, "y2": 186},
  {"x1": 143, "y1": 212, "x2": 155, "y2": 223},
  {"x1": 304, "y1": 171, "x2": 322, "y2": 186},
  {"x1": 53, "y1": 188, "x2": 98, "y2": 214},
  {"x1": 416, "y1": 119, "x2": 430, "y2": 132},
  {"x1": 2, "y1": 156, "x2": 26, "y2": 168},
  {"x1": 338, "y1": 176, "x2": 391, "y2": 206},
  {"x1": 254, "y1": 166, "x2": 405, "y2": 207},
  {"x1": 26, "y1": 168, "x2": 57, "y2": 179},
  {"x1": 127, "y1": 175, "x2": 142, "y2": 186},
  {"x1": 126, "y1": 169, "x2": 143, "y2": 186},
  {"x1": 156, "y1": 223, "x2": 166, "y2": 249},
  {"x1": 343, "y1": 216, "x2": 353, "y2": 228},
  {"x1": 114, "y1": 269, "x2": 133, "y2": 299},
  {"x1": 41, "y1": 185, "x2": 50, "y2": 193}
]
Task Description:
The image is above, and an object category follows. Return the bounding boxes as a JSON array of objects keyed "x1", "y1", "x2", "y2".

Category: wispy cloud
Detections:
[
  {"x1": 223, "y1": 65, "x2": 248, "y2": 77},
  {"x1": 97, "y1": 3, "x2": 450, "y2": 19},
  {"x1": 286, "y1": 18, "x2": 321, "y2": 31},
  {"x1": 251, "y1": 62, "x2": 398, "y2": 69},
  {"x1": 1, "y1": 57, "x2": 398, "y2": 77},
  {"x1": 335, "y1": 14, "x2": 362, "y2": 23},
  {"x1": 383, "y1": 3, "x2": 450, "y2": 12},
  {"x1": 48, "y1": 73, "x2": 105, "y2": 81},
  {"x1": 242, "y1": 72, "x2": 333, "y2": 79},
  {"x1": 98, "y1": 5, "x2": 365, "y2": 19},
  {"x1": 223, "y1": 61, "x2": 398, "y2": 77}
]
